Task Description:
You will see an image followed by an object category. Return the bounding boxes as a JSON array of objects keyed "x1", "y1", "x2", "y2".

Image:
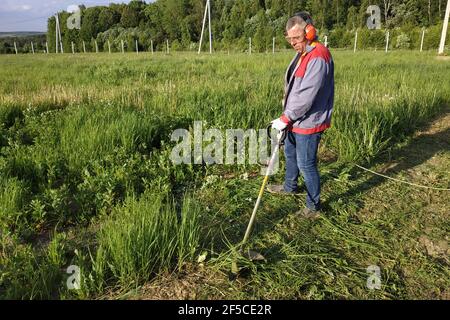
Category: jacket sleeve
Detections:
[{"x1": 283, "y1": 57, "x2": 327, "y2": 122}]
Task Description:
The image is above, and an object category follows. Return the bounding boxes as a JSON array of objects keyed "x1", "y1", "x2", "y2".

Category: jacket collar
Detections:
[
  {"x1": 285, "y1": 42, "x2": 318, "y2": 85},
  {"x1": 305, "y1": 41, "x2": 318, "y2": 54}
]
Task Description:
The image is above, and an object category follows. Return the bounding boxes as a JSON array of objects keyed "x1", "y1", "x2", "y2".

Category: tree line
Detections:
[
  {"x1": 0, "y1": 34, "x2": 46, "y2": 54},
  {"x1": 1, "y1": 0, "x2": 448, "y2": 54}
]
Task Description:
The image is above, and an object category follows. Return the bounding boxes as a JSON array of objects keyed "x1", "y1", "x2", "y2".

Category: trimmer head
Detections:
[
  {"x1": 229, "y1": 248, "x2": 266, "y2": 280},
  {"x1": 241, "y1": 249, "x2": 266, "y2": 262}
]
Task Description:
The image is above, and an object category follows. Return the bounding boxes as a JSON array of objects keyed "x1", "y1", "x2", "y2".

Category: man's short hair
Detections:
[
  {"x1": 286, "y1": 15, "x2": 306, "y2": 31},
  {"x1": 286, "y1": 12, "x2": 314, "y2": 31}
]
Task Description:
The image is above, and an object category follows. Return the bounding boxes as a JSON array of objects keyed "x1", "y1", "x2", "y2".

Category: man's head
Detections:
[{"x1": 285, "y1": 12, "x2": 316, "y2": 53}]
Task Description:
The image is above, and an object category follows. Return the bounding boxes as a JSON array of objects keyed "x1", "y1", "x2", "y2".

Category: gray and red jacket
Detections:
[{"x1": 280, "y1": 42, "x2": 334, "y2": 134}]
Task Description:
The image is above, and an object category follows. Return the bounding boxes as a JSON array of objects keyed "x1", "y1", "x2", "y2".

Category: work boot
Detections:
[
  {"x1": 295, "y1": 207, "x2": 321, "y2": 219},
  {"x1": 267, "y1": 185, "x2": 299, "y2": 195}
]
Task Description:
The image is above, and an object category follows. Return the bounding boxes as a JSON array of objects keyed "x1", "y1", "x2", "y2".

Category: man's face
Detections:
[{"x1": 285, "y1": 25, "x2": 307, "y2": 53}]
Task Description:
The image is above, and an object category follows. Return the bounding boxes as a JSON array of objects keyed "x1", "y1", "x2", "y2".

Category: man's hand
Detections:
[{"x1": 271, "y1": 118, "x2": 288, "y2": 132}]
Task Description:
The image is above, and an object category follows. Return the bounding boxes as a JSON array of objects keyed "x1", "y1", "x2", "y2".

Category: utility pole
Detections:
[
  {"x1": 420, "y1": 29, "x2": 425, "y2": 52},
  {"x1": 55, "y1": 14, "x2": 63, "y2": 53},
  {"x1": 55, "y1": 15, "x2": 59, "y2": 53},
  {"x1": 438, "y1": 0, "x2": 450, "y2": 54},
  {"x1": 198, "y1": 0, "x2": 212, "y2": 54},
  {"x1": 208, "y1": 0, "x2": 212, "y2": 54},
  {"x1": 385, "y1": 31, "x2": 390, "y2": 53}
]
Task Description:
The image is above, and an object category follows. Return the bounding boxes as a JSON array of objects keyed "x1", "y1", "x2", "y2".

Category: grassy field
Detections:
[{"x1": 0, "y1": 50, "x2": 449, "y2": 299}]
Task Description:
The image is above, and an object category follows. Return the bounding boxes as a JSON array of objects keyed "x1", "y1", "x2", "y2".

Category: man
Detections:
[{"x1": 269, "y1": 12, "x2": 335, "y2": 218}]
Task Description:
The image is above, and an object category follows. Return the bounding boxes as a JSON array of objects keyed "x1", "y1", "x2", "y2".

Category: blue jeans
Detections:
[{"x1": 283, "y1": 131, "x2": 322, "y2": 211}]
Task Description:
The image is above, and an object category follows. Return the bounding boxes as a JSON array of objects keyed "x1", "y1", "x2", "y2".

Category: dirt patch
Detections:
[
  {"x1": 319, "y1": 145, "x2": 338, "y2": 163},
  {"x1": 436, "y1": 55, "x2": 450, "y2": 61},
  {"x1": 125, "y1": 265, "x2": 229, "y2": 300},
  {"x1": 419, "y1": 235, "x2": 450, "y2": 258},
  {"x1": 413, "y1": 105, "x2": 450, "y2": 137}
]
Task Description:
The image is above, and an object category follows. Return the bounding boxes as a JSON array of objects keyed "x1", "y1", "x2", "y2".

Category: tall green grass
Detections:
[
  {"x1": 75, "y1": 193, "x2": 202, "y2": 297},
  {"x1": 0, "y1": 232, "x2": 66, "y2": 299}
]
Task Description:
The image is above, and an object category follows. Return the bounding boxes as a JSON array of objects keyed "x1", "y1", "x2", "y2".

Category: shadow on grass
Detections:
[{"x1": 325, "y1": 107, "x2": 450, "y2": 209}]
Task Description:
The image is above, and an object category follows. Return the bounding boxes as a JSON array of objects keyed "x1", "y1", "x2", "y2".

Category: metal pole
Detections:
[
  {"x1": 354, "y1": 31, "x2": 358, "y2": 53},
  {"x1": 385, "y1": 31, "x2": 389, "y2": 53},
  {"x1": 208, "y1": 0, "x2": 212, "y2": 54},
  {"x1": 198, "y1": 0, "x2": 208, "y2": 54},
  {"x1": 55, "y1": 15, "x2": 58, "y2": 53},
  {"x1": 438, "y1": 0, "x2": 450, "y2": 54},
  {"x1": 83, "y1": 41, "x2": 86, "y2": 53},
  {"x1": 420, "y1": 29, "x2": 425, "y2": 52},
  {"x1": 71, "y1": 41, "x2": 74, "y2": 54},
  {"x1": 14, "y1": 42, "x2": 18, "y2": 54},
  {"x1": 242, "y1": 139, "x2": 281, "y2": 246},
  {"x1": 31, "y1": 42, "x2": 35, "y2": 54},
  {"x1": 56, "y1": 14, "x2": 63, "y2": 53}
]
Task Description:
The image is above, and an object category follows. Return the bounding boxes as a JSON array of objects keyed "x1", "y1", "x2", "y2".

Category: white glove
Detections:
[{"x1": 271, "y1": 118, "x2": 288, "y2": 132}]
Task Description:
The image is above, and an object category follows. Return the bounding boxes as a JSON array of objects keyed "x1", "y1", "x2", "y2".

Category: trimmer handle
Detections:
[{"x1": 267, "y1": 124, "x2": 287, "y2": 146}]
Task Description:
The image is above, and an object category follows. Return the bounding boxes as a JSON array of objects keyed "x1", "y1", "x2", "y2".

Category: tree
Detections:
[
  {"x1": 307, "y1": 0, "x2": 325, "y2": 29},
  {"x1": 80, "y1": 7, "x2": 101, "y2": 43},
  {"x1": 346, "y1": 6, "x2": 358, "y2": 30},
  {"x1": 47, "y1": 16, "x2": 56, "y2": 52},
  {"x1": 333, "y1": 0, "x2": 342, "y2": 27},
  {"x1": 391, "y1": 0, "x2": 420, "y2": 27},
  {"x1": 121, "y1": 6, "x2": 140, "y2": 28},
  {"x1": 382, "y1": 0, "x2": 396, "y2": 27},
  {"x1": 98, "y1": 7, "x2": 121, "y2": 32}
]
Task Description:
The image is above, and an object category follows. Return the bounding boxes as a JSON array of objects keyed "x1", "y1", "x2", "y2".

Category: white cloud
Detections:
[{"x1": 0, "y1": 1, "x2": 33, "y2": 12}]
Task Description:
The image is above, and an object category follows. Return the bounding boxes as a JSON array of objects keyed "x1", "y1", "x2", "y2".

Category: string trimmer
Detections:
[{"x1": 230, "y1": 125, "x2": 287, "y2": 276}]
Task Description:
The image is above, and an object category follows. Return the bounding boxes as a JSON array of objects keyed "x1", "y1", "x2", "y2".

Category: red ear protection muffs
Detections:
[
  {"x1": 304, "y1": 24, "x2": 317, "y2": 41},
  {"x1": 295, "y1": 11, "x2": 317, "y2": 41}
]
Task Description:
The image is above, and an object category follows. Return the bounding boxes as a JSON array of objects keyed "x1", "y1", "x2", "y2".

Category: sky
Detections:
[{"x1": 0, "y1": 0, "x2": 140, "y2": 32}]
